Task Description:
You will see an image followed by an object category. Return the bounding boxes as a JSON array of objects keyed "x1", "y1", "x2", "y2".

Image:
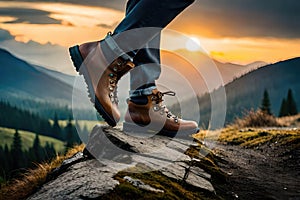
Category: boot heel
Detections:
[{"x1": 69, "y1": 45, "x2": 83, "y2": 72}]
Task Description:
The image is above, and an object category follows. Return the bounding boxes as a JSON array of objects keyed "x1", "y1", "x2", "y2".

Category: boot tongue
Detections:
[
  {"x1": 151, "y1": 89, "x2": 164, "y2": 104},
  {"x1": 117, "y1": 60, "x2": 135, "y2": 78},
  {"x1": 109, "y1": 58, "x2": 135, "y2": 80}
]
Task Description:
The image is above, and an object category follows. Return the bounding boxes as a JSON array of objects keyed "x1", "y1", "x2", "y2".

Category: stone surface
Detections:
[
  {"x1": 186, "y1": 166, "x2": 214, "y2": 192},
  {"x1": 123, "y1": 176, "x2": 164, "y2": 193},
  {"x1": 29, "y1": 160, "x2": 120, "y2": 200},
  {"x1": 28, "y1": 125, "x2": 215, "y2": 199}
]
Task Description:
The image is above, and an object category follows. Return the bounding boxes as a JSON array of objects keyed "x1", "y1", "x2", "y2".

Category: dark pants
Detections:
[{"x1": 104, "y1": 0, "x2": 195, "y2": 96}]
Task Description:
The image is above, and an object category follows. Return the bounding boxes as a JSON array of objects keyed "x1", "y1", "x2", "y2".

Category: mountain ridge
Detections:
[
  {"x1": 1, "y1": 47, "x2": 298, "y2": 124},
  {"x1": 190, "y1": 57, "x2": 300, "y2": 126},
  {"x1": 0, "y1": 48, "x2": 74, "y2": 103}
]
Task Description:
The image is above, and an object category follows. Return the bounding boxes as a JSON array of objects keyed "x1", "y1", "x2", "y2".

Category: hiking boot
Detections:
[
  {"x1": 123, "y1": 89, "x2": 199, "y2": 137},
  {"x1": 69, "y1": 41, "x2": 135, "y2": 126}
]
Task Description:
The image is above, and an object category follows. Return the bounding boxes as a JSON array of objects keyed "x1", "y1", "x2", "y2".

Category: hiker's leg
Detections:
[{"x1": 109, "y1": 0, "x2": 194, "y2": 96}]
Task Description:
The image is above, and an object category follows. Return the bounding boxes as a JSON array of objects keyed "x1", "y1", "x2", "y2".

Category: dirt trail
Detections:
[{"x1": 210, "y1": 142, "x2": 300, "y2": 200}]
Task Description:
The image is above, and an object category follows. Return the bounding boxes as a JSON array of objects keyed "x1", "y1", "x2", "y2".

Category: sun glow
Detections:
[
  {"x1": 0, "y1": 1, "x2": 299, "y2": 65},
  {"x1": 185, "y1": 36, "x2": 201, "y2": 51},
  {"x1": 0, "y1": 2, "x2": 123, "y2": 46}
]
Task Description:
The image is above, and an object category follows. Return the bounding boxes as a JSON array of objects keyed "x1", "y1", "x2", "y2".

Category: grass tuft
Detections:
[
  {"x1": 231, "y1": 109, "x2": 281, "y2": 128},
  {"x1": 0, "y1": 144, "x2": 84, "y2": 200},
  {"x1": 277, "y1": 113, "x2": 300, "y2": 127}
]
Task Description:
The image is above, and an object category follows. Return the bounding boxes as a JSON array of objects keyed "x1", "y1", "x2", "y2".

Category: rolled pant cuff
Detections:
[{"x1": 129, "y1": 86, "x2": 157, "y2": 97}]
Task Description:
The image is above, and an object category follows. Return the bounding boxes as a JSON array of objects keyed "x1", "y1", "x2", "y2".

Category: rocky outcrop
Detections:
[{"x1": 28, "y1": 125, "x2": 215, "y2": 199}]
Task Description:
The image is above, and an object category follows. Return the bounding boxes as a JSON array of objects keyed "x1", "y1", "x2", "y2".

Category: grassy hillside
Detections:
[
  {"x1": 48, "y1": 120, "x2": 103, "y2": 131},
  {"x1": 0, "y1": 127, "x2": 65, "y2": 153}
]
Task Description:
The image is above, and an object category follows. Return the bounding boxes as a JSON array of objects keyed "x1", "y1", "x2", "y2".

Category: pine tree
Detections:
[
  {"x1": 44, "y1": 142, "x2": 56, "y2": 160},
  {"x1": 261, "y1": 89, "x2": 272, "y2": 115},
  {"x1": 65, "y1": 117, "x2": 75, "y2": 150},
  {"x1": 279, "y1": 98, "x2": 288, "y2": 117},
  {"x1": 11, "y1": 129, "x2": 23, "y2": 170},
  {"x1": 81, "y1": 124, "x2": 89, "y2": 143},
  {"x1": 286, "y1": 89, "x2": 298, "y2": 115},
  {"x1": 52, "y1": 113, "x2": 62, "y2": 139},
  {"x1": 3, "y1": 144, "x2": 11, "y2": 173},
  {"x1": 0, "y1": 146, "x2": 4, "y2": 177},
  {"x1": 32, "y1": 134, "x2": 43, "y2": 162}
]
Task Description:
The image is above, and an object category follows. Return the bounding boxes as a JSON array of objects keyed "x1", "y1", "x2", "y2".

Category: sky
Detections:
[{"x1": 0, "y1": 0, "x2": 299, "y2": 74}]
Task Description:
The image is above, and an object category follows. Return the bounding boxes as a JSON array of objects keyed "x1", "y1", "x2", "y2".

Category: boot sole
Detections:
[
  {"x1": 69, "y1": 45, "x2": 117, "y2": 127},
  {"x1": 123, "y1": 122, "x2": 200, "y2": 138}
]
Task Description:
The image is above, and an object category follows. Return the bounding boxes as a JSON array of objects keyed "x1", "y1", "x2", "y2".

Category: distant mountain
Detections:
[
  {"x1": 245, "y1": 61, "x2": 268, "y2": 71},
  {"x1": 3, "y1": 47, "x2": 286, "y2": 125},
  {"x1": 0, "y1": 48, "x2": 93, "y2": 119},
  {"x1": 213, "y1": 60, "x2": 267, "y2": 84},
  {"x1": 174, "y1": 57, "x2": 300, "y2": 126},
  {"x1": 0, "y1": 48, "x2": 74, "y2": 103},
  {"x1": 32, "y1": 64, "x2": 75, "y2": 87},
  {"x1": 160, "y1": 50, "x2": 267, "y2": 102}
]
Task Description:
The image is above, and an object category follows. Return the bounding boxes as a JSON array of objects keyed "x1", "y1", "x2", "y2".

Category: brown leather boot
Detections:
[
  {"x1": 123, "y1": 89, "x2": 199, "y2": 137},
  {"x1": 69, "y1": 41, "x2": 134, "y2": 126}
]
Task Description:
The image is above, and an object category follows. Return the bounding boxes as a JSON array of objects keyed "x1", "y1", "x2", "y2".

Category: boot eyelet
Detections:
[
  {"x1": 117, "y1": 60, "x2": 122, "y2": 66},
  {"x1": 174, "y1": 118, "x2": 179, "y2": 123},
  {"x1": 109, "y1": 92, "x2": 114, "y2": 97},
  {"x1": 113, "y1": 66, "x2": 118, "y2": 72},
  {"x1": 109, "y1": 87, "x2": 114, "y2": 91},
  {"x1": 153, "y1": 105, "x2": 160, "y2": 111},
  {"x1": 109, "y1": 73, "x2": 114, "y2": 77},
  {"x1": 110, "y1": 80, "x2": 115, "y2": 84}
]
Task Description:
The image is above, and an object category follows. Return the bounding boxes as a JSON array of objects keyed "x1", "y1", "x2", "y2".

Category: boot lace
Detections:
[
  {"x1": 151, "y1": 91, "x2": 180, "y2": 123},
  {"x1": 108, "y1": 59, "x2": 126, "y2": 104}
]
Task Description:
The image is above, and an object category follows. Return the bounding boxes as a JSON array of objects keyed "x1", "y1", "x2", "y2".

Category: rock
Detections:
[
  {"x1": 186, "y1": 167, "x2": 214, "y2": 192},
  {"x1": 123, "y1": 176, "x2": 164, "y2": 193},
  {"x1": 47, "y1": 152, "x2": 87, "y2": 180},
  {"x1": 29, "y1": 125, "x2": 215, "y2": 199},
  {"x1": 29, "y1": 160, "x2": 120, "y2": 200},
  {"x1": 160, "y1": 162, "x2": 214, "y2": 192},
  {"x1": 160, "y1": 162, "x2": 188, "y2": 180}
]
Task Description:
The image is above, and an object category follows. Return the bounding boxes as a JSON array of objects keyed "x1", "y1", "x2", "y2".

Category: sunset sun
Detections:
[{"x1": 185, "y1": 36, "x2": 201, "y2": 51}]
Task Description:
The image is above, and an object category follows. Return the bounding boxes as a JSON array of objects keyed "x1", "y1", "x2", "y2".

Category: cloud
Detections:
[
  {"x1": 0, "y1": 8, "x2": 62, "y2": 24},
  {"x1": 174, "y1": 0, "x2": 300, "y2": 39},
  {"x1": 37, "y1": 0, "x2": 299, "y2": 39},
  {"x1": 97, "y1": 21, "x2": 119, "y2": 29},
  {"x1": 0, "y1": 29, "x2": 14, "y2": 41},
  {"x1": 0, "y1": 28, "x2": 74, "y2": 74},
  {"x1": 6, "y1": 0, "x2": 297, "y2": 39},
  {"x1": 12, "y1": 0, "x2": 126, "y2": 11},
  {"x1": 1, "y1": 0, "x2": 299, "y2": 40}
]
